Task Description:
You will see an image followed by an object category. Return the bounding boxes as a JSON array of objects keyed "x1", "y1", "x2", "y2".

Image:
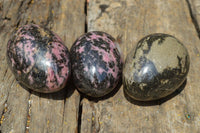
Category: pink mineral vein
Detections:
[
  {"x1": 90, "y1": 33, "x2": 102, "y2": 41},
  {"x1": 46, "y1": 67, "x2": 57, "y2": 90},
  {"x1": 83, "y1": 66, "x2": 88, "y2": 72},
  {"x1": 98, "y1": 67, "x2": 105, "y2": 74},
  {"x1": 23, "y1": 40, "x2": 36, "y2": 73},
  {"x1": 51, "y1": 42, "x2": 66, "y2": 60},
  {"x1": 28, "y1": 74, "x2": 34, "y2": 84},
  {"x1": 77, "y1": 46, "x2": 85, "y2": 53},
  {"x1": 19, "y1": 34, "x2": 35, "y2": 40},
  {"x1": 91, "y1": 45, "x2": 118, "y2": 79},
  {"x1": 45, "y1": 48, "x2": 69, "y2": 90}
]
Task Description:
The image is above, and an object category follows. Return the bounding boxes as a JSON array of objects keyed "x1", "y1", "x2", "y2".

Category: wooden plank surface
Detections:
[
  {"x1": 1, "y1": 0, "x2": 200, "y2": 133},
  {"x1": 0, "y1": 0, "x2": 85, "y2": 133},
  {"x1": 0, "y1": 1, "x2": 31, "y2": 132},
  {"x1": 80, "y1": 0, "x2": 200, "y2": 132}
]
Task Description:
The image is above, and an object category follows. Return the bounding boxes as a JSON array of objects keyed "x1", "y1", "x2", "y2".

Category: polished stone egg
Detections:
[
  {"x1": 7, "y1": 24, "x2": 71, "y2": 93},
  {"x1": 123, "y1": 33, "x2": 190, "y2": 101},
  {"x1": 70, "y1": 31, "x2": 122, "y2": 97}
]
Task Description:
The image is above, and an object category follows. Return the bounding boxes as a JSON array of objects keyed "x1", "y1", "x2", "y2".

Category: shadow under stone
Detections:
[
  {"x1": 18, "y1": 78, "x2": 75, "y2": 100},
  {"x1": 123, "y1": 79, "x2": 187, "y2": 106},
  {"x1": 80, "y1": 77, "x2": 122, "y2": 102}
]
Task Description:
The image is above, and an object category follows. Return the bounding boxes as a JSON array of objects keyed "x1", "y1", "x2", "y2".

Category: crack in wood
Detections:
[
  {"x1": 2, "y1": 67, "x2": 8, "y2": 81},
  {"x1": 95, "y1": 4, "x2": 109, "y2": 22},
  {"x1": 15, "y1": 0, "x2": 33, "y2": 27},
  {"x1": 0, "y1": 78, "x2": 15, "y2": 132},
  {"x1": 25, "y1": 93, "x2": 32, "y2": 133},
  {"x1": 85, "y1": 0, "x2": 88, "y2": 33},
  {"x1": 0, "y1": 102, "x2": 7, "y2": 129},
  {"x1": 0, "y1": 2, "x2": 2, "y2": 11},
  {"x1": 26, "y1": 0, "x2": 34, "y2": 10},
  {"x1": 16, "y1": 0, "x2": 25, "y2": 28},
  {"x1": 44, "y1": 5, "x2": 54, "y2": 29},
  {"x1": 77, "y1": 1, "x2": 88, "y2": 132},
  {"x1": 91, "y1": 109, "x2": 100, "y2": 133},
  {"x1": 61, "y1": 91, "x2": 67, "y2": 133},
  {"x1": 186, "y1": 0, "x2": 200, "y2": 38},
  {"x1": 77, "y1": 95, "x2": 83, "y2": 133},
  {"x1": 1, "y1": 17, "x2": 11, "y2": 21},
  {"x1": 3, "y1": 1, "x2": 12, "y2": 20}
]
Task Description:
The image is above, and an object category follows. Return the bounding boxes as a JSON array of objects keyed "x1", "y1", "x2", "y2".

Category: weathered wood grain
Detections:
[
  {"x1": 0, "y1": 1, "x2": 31, "y2": 132},
  {"x1": 81, "y1": 0, "x2": 200, "y2": 132},
  {"x1": 0, "y1": 0, "x2": 85, "y2": 133}
]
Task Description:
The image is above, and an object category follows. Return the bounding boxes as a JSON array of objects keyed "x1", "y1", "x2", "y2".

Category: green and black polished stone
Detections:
[{"x1": 123, "y1": 33, "x2": 190, "y2": 101}]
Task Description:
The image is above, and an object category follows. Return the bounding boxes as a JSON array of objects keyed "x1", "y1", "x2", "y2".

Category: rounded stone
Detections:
[
  {"x1": 70, "y1": 31, "x2": 122, "y2": 97},
  {"x1": 123, "y1": 33, "x2": 190, "y2": 101},
  {"x1": 7, "y1": 24, "x2": 71, "y2": 93}
]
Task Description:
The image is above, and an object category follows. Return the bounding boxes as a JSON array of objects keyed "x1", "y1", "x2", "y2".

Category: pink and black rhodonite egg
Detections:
[
  {"x1": 70, "y1": 31, "x2": 122, "y2": 97},
  {"x1": 7, "y1": 24, "x2": 71, "y2": 93},
  {"x1": 123, "y1": 33, "x2": 190, "y2": 101}
]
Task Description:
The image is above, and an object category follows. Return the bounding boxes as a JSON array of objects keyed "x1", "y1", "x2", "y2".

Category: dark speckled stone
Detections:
[
  {"x1": 70, "y1": 31, "x2": 122, "y2": 97},
  {"x1": 123, "y1": 33, "x2": 190, "y2": 101}
]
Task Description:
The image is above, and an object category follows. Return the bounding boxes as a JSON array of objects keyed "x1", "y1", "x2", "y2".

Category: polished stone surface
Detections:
[
  {"x1": 123, "y1": 33, "x2": 190, "y2": 101},
  {"x1": 7, "y1": 24, "x2": 71, "y2": 93},
  {"x1": 70, "y1": 31, "x2": 122, "y2": 97}
]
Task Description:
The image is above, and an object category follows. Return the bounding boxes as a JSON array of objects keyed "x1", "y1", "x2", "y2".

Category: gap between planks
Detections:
[
  {"x1": 186, "y1": 0, "x2": 200, "y2": 38},
  {"x1": 77, "y1": 1, "x2": 89, "y2": 133}
]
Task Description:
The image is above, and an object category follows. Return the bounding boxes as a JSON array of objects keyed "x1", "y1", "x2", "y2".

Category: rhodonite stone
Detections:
[
  {"x1": 70, "y1": 31, "x2": 122, "y2": 97},
  {"x1": 123, "y1": 33, "x2": 190, "y2": 101},
  {"x1": 7, "y1": 24, "x2": 71, "y2": 93}
]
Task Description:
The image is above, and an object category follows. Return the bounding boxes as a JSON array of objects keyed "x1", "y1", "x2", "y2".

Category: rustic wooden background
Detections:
[{"x1": 0, "y1": 0, "x2": 200, "y2": 133}]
